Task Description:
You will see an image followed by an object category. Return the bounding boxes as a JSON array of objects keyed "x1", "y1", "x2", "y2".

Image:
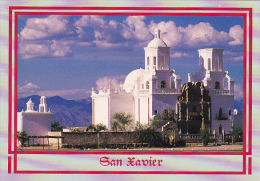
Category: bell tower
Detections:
[
  {"x1": 39, "y1": 93, "x2": 47, "y2": 112},
  {"x1": 26, "y1": 98, "x2": 34, "y2": 111},
  {"x1": 144, "y1": 28, "x2": 170, "y2": 71}
]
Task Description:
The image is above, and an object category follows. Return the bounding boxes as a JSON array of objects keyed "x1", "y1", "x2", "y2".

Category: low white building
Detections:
[{"x1": 17, "y1": 95, "x2": 53, "y2": 144}]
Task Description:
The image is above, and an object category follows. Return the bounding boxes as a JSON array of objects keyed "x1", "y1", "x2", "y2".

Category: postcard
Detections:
[{"x1": 1, "y1": 1, "x2": 259, "y2": 181}]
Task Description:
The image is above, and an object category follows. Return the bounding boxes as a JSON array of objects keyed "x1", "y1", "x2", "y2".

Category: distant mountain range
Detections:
[
  {"x1": 17, "y1": 95, "x2": 92, "y2": 128},
  {"x1": 18, "y1": 95, "x2": 243, "y2": 128}
]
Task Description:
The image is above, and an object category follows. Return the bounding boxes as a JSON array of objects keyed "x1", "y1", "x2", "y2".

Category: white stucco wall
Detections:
[
  {"x1": 92, "y1": 95, "x2": 109, "y2": 128},
  {"x1": 212, "y1": 119, "x2": 232, "y2": 133},
  {"x1": 152, "y1": 94, "x2": 180, "y2": 115},
  {"x1": 134, "y1": 96, "x2": 151, "y2": 125},
  {"x1": 210, "y1": 95, "x2": 234, "y2": 120},
  {"x1": 110, "y1": 93, "x2": 134, "y2": 130},
  {"x1": 17, "y1": 112, "x2": 52, "y2": 145}
]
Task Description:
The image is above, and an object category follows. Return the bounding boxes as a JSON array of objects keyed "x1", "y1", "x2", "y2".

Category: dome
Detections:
[
  {"x1": 123, "y1": 69, "x2": 146, "y2": 93},
  {"x1": 147, "y1": 38, "x2": 167, "y2": 48},
  {"x1": 147, "y1": 28, "x2": 167, "y2": 48},
  {"x1": 26, "y1": 98, "x2": 33, "y2": 104}
]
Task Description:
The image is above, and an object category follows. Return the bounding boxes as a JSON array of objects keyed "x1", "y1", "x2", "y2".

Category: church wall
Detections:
[
  {"x1": 19, "y1": 113, "x2": 52, "y2": 144},
  {"x1": 93, "y1": 96, "x2": 109, "y2": 128},
  {"x1": 212, "y1": 120, "x2": 232, "y2": 133},
  {"x1": 211, "y1": 95, "x2": 234, "y2": 120},
  {"x1": 209, "y1": 72, "x2": 227, "y2": 90},
  {"x1": 152, "y1": 94, "x2": 179, "y2": 115},
  {"x1": 17, "y1": 113, "x2": 23, "y2": 132},
  {"x1": 134, "y1": 96, "x2": 150, "y2": 125},
  {"x1": 110, "y1": 93, "x2": 134, "y2": 130},
  {"x1": 144, "y1": 48, "x2": 157, "y2": 70},
  {"x1": 154, "y1": 71, "x2": 172, "y2": 89},
  {"x1": 157, "y1": 48, "x2": 170, "y2": 70}
]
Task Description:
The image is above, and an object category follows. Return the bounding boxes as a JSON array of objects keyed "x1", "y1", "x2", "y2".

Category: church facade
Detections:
[
  {"x1": 17, "y1": 95, "x2": 53, "y2": 144},
  {"x1": 91, "y1": 28, "x2": 236, "y2": 133}
]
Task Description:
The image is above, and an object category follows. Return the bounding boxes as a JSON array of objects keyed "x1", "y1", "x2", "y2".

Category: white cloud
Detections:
[
  {"x1": 18, "y1": 88, "x2": 92, "y2": 100},
  {"x1": 232, "y1": 56, "x2": 243, "y2": 62},
  {"x1": 228, "y1": 25, "x2": 243, "y2": 46},
  {"x1": 74, "y1": 15, "x2": 106, "y2": 28},
  {"x1": 124, "y1": 16, "x2": 152, "y2": 41},
  {"x1": 19, "y1": 43, "x2": 50, "y2": 59},
  {"x1": 19, "y1": 40, "x2": 72, "y2": 59},
  {"x1": 18, "y1": 82, "x2": 41, "y2": 94},
  {"x1": 179, "y1": 22, "x2": 230, "y2": 47},
  {"x1": 95, "y1": 75, "x2": 126, "y2": 90},
  {"x1": 170, "y1": 52, "x2": 193, "y2": 58},
  {"x1": 20, "y1": 15, "x2": 71, "y2": 40},
  {"x1": 19, "y1": 15, "x2": 244, "y2": 59},
  {"x1": 149, "y1": 20, "x2": 182, "y2": 47},
  {"x1": 50, "y1": 40, "x2": 72, "y2": 57},
  {"x1": 234, "y1": 84, "x2": 243, "y2": 100}
]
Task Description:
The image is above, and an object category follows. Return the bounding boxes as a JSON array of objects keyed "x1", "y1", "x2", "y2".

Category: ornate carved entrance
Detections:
[{"x1": 177, "y1": 82, "x2": 211, "y2": 134}]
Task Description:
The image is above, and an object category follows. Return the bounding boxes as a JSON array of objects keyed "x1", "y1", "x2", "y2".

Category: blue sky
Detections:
[{"x1": 17, "y1": 15, "x2": 244, "y2": 100}]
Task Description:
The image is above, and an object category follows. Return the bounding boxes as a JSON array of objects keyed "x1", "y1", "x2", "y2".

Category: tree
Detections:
[
  {"x1": 132, "y1": 125, "x2": 163, "y2": 147},
  {"x1": 200, "y1": 121, "x2": 210, "y2": 146},
  {"x1": 87, "y1": 123, "x2": 107, "y2": 132},
  {"x1": 51, "y1": 120, "x2": 65, "y2": 131},
  {"x1": 151, "y1": 108, "x2": 177, "y2": 130},
  {"x1": 69, "y1": 127, "x2": 80, "y2": 132},
  {"x1": 17, "y1": 130, "x2": 28, "y2": 147},
  {"x1": 96, "y1": 123, "x2": 107, "y2": 132},
  {"x1": 229, "y1": 124, "x2": 243, "y2": 143},
  {"x1": 111, "y1": 120, "x2": 120, "y2": 131},
  {"x1": 112, "y1": 112, "x2": 133, "y2": 131},
  {"x1": 88, "y1": 124, "x2": 96, "y2": 131}
]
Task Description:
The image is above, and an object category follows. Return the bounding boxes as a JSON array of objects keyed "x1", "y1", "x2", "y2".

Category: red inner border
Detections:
[{"x1": 8, "y1": 7, "x2": 253, "y2": 174}]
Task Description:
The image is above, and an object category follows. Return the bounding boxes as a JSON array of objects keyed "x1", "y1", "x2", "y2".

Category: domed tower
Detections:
[
  {"x1": 144, "y1": 28, "x2": 171, "y2": 71},
  {"x1": 26, "y1": 98, "x2": 34, "y2": 112},
  {"x1": 39, "y1": 93, "x2": 47, "y2": 112}
]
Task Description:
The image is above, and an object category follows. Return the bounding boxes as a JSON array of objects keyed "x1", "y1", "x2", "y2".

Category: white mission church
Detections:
[{"x1": 91, "y1": 28, "x2": 237, "y2": 133}]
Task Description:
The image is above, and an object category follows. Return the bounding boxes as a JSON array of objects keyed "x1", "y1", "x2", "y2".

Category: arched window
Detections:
[
  {"x1": 208, "y1": 58, "x2": 211, "y2": 70},
  {"x1": 215, "y1": 81, "x2": 220, "y2": 89},
  {"x1": 146, "y1": 81, "x2": 149, "y2": 89},
  {"x1": 153, "y1": 56, "x2": 156, "y2": 65},
  {"x1": 161, "y1": 80, "x2": 166, "y2": 88},
  {"x1": 147, "y1": 57, "x2": 150, "y2": 66}
]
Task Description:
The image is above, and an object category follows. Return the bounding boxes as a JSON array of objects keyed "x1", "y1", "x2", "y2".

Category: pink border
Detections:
[{"x1": 8, "y1": 6, "x2": 253, "y2": 174}]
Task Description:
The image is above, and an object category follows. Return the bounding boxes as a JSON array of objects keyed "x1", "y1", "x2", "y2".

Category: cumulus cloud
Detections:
[
  {"x1": 19, "y1": 15, "x2": 244, "y2": 59},
  {"x1": 20, "y1": 15, "x2": 72, "y2": 40},
  {"x1": 95, "y1": 75, "x2": 126, "y2": 90},
  {"x1": 228, "y1": 25, "x2": 243, "y2": 46},
  {"x1": 149, "y1": 20, "x2": 182, "y2": 47},
  {"x1": 170, "y1": 52, "x2": 193, "y2": 58},
  {"x1": 179, "y1": 22, "x2": 230, "y2": 47},
  {"x1": 18, "y1": 82, "x2": 41, "y2": 94},
  {"x1": 19, "y1": 40, "x2": 72, "y2": 59},
  {"x1": 124, "y1": 16, "x2": 152, "y2": 41}
]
